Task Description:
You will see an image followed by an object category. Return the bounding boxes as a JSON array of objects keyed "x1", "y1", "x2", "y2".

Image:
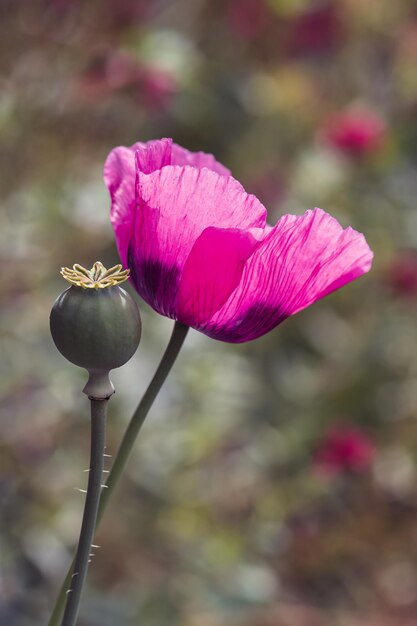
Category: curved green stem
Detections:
[
  {"x1": 61, "y1": 399, "x2": 107, "y2": 626},
  {"x1": 47, "y1": 321, "x2": 189, "y2": 626},
  {"x1": 97, "y1": 321, "x2": 189, "y2": 520}
]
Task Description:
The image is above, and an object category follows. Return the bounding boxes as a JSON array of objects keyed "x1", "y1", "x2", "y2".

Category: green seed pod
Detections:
[{"x1": 50, "y1": 262, "x2": 141, "y2": 399}]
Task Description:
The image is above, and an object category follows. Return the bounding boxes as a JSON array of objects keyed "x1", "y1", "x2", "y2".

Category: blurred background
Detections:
[{"x1": 1, "y1": 1, "x2": 417, "y2": 624}]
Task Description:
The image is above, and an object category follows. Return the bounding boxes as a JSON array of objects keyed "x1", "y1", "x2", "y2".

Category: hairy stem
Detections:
[
  {"x1": 60, "y1": 399, "x2": 107, "y2": 626},
  {"x1": 47, "y1": 321, "x2": 189, "y2": 626}
]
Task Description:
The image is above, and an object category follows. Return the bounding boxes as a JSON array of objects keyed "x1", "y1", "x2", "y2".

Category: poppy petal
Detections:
[
  {"x1": 203, "y1": 208, "x2": 373, "y2": 342},
  {"x1": 176, "y1": 227, "x2": 260, "y2": 327},
  {"x1": 105, "y1": 138, "x2": 231, "y2": 265},
  {"x1": 130, "y1": 164, "x2": 267, "y2": 316}
]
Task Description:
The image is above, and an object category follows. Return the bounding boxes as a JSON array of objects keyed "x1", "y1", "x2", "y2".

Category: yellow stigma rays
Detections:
[{"x1": 61, "y1": 262, "x2": 130, "y2": 289}]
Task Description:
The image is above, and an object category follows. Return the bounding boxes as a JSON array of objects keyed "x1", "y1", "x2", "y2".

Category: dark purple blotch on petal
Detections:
[
  {"x1": 205, "y1": 303, "x2": 289, "y2": 342},
  {"x1": 128, "y1": 243, "x2": 180, "y2": 319}
]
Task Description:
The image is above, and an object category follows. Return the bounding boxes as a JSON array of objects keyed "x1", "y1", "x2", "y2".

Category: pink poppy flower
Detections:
[
  {"x1": 314, "y1": 427, "x2": 375, "y2": 474},
  {"x1": 104, "y1": 138, "x2": 373, "y2": 342},
  {"x1": 321, "y1": 107, "x2": 386, "y2": 157}
]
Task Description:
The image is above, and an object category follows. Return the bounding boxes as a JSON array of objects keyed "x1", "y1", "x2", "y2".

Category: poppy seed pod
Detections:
[{"x1": 50, "y1": 262, "x2": 141, "y2": 399}]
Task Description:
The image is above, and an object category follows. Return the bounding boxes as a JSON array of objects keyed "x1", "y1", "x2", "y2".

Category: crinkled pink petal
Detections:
[
  {"x1": 128, "y1": 164, "x2": 268, "y2": 317},
  {"x1": 171, "y1": 143, "x2": 231, "y2": 177},
  {"x1": 135, "y1": 137, "x2": 172, "y2": 173},
  {"x1": 104, "y1": 146, "x2": 137, "y2": 266},
  {"x1": 200, "y1": 208, "x2": 373, "y2": 342},
  {"x1": 104, "y1": 138, "x2": 230, "y2": 264},
  {"x1": 175, "y1": 227, "x2": 260, "y2": 327},
  {"x1": 104, "y1": 138, "x2": 172, "y2": 265}
]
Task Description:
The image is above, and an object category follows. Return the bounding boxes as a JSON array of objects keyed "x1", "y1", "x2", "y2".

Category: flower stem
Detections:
[
  {"x1": 97, "y1": 321, "x2": 189, "y2": 520},
  {"x1": 47, "y1": 321, "x2": 189, "y2": 626},
  {"x1": 60, "y1": 398, "x2": 107, "y2": 626}
]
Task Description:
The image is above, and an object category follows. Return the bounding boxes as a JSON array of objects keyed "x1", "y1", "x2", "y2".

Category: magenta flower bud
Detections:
[{"x1": 50, "y1": 262, "x2": 141, "y2": 399}]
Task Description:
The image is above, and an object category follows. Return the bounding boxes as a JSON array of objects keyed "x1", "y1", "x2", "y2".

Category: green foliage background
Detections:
[{"x1": 1, "y1": 1, "x2": 417, "y2": 624}]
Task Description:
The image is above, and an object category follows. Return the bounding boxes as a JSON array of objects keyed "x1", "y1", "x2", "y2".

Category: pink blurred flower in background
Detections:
[
  {"x1": 321, "y1": 107, "x2": 387, "y2": 157},
  {"x1": 227, "y1": 0, "x2": 271, "y2": 40},
  {"x1": 314, "y1": 426, "x2": 375, "y2": 474},
  {"x1": 75, "y1": 50, "x2": 176, "y2": 110},
  {"x1": 288, "y1": 3, "x2": 343, "y2": 55},
  {"x1": 106, "y1": 0, "x2": 148, "y2": 29},
  {"x1": 386, "y1": 250, "x2": 417, "y2": 298},
  {"x1": 75, "y1": 49, "x2": 140, "y2": 101},
  {"x1": 104, "y1": 138, "x2": 373, "y2": 342},
  {"x1": 246, "y1": 168, "x2": 286, "y2": 209},
  {"x1": 137, "y1": 67, "x2": 177, "y2": 111}
]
